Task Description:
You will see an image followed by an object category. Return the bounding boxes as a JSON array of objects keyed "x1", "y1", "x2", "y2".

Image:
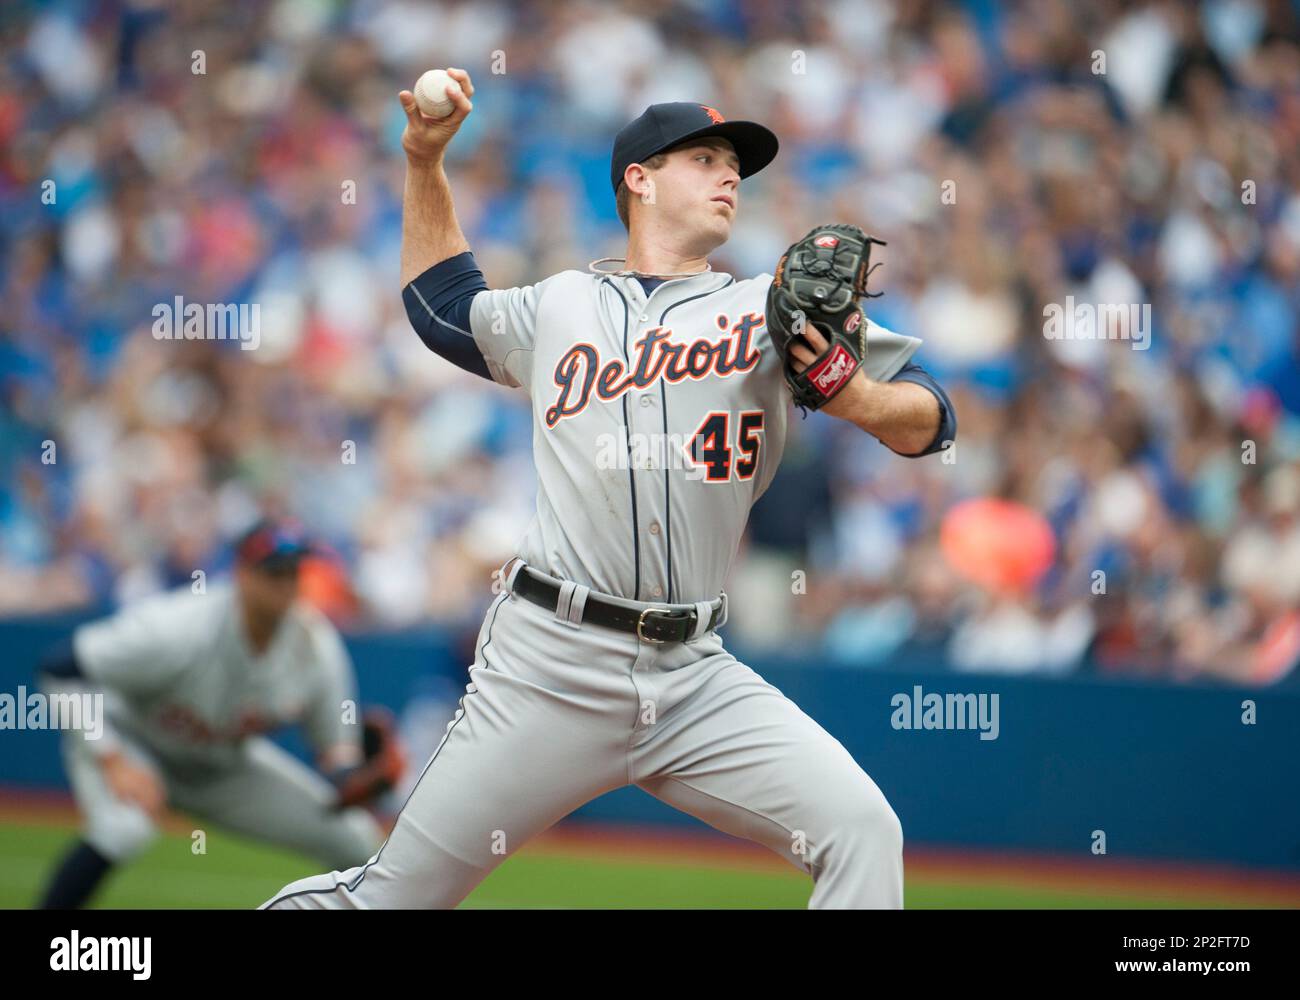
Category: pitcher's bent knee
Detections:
[
  {"x1": 823, "y1": 781, "x2": 902, "y2": 852},
  {"x1": 859, "y1": 789, "x2": 904, "y2": 861},
  {"x1": 808, "y1": 779, "x2": 904, "y2": 907}
]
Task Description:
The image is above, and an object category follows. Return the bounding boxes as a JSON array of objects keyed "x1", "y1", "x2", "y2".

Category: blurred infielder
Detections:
[
  {"x1": 37, "y1": 520, "x2": 404, "y2": 909},
  {"x1": 264, "y1": 69, "x2": 956, "y2": 909}
]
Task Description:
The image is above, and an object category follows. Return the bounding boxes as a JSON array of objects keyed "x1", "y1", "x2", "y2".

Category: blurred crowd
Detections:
[{"x1": 2, "y1": 0, "x2": 1299, "y2": 685}]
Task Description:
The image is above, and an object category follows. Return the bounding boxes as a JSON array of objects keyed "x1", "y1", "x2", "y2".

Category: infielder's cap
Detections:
[
  {"x1": 235, "y1": 518, "x2": 316, "y2": 572},
  {"x1": 610, "y1": 102, "x2": 779, "y2": 194}
]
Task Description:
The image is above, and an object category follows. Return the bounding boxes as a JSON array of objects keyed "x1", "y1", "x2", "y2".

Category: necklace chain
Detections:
[{"x1": 588, "y1": 257, "x2": 713, "y2": 280}]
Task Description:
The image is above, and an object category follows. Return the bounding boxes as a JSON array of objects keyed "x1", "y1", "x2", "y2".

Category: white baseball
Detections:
[{"x1": 413, "y1": 69, "x2": 460, "y2": 119}]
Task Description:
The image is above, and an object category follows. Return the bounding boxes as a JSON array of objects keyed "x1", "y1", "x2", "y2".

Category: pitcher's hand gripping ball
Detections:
[
  {"x1": 766, "y1": 224, "x2": 887, "y2": 412},
  {"x1": 331, "y1": 706, "x2": 408, "y2": 809},
  {"x1": 413, "y1": 69, "x2": 460, "y2": 119}
]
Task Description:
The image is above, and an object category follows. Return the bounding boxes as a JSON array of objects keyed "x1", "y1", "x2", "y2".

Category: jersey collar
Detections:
[{"x1": 607, "y1": 269, "x2": 733, "y2": 309}]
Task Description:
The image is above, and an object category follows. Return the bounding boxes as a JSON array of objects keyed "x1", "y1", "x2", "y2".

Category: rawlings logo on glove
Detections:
[
  {"x1": 765, "y1": 223, "x2": 886, "y2": 413},
  {"x1": 808, "y1": 344, "x2": 855, "y2": 394}
]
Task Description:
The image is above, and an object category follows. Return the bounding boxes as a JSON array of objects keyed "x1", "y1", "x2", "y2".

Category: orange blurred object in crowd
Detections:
[
  {"x1": 1252, "y1": 610, "x2": 1300, "y2": 684},
  {"x1": 940, "y1": 497, "x2": 1056, "y2": 594},
  {"x1": 297, "y1": 555, "x2": 359, "y2": 625}
]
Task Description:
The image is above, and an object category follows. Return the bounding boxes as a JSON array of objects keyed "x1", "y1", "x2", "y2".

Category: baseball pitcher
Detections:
[
  {"x1": 37, "y1": 520, "x2": 403, "y2": 908},
  {"x1": 263, "y1": 70, "x2": 956, "y2": 909}
]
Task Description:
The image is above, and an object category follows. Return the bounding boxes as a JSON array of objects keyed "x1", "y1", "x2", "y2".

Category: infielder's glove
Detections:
[
  {"x1": 766, "y1": 223, "x2": 887, "y2": 413},
  {"x1": 331, "y1": 706, "x2": 408, "y2": 809}
]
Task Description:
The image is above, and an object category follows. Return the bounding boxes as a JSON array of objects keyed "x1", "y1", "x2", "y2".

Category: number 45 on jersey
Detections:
[{"x1": 687, "y1": 410, "x2": 765, "y2": 483}]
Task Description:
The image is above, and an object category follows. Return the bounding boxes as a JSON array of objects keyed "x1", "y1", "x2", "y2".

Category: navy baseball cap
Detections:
[
  {"x1": 610, "y1": 102, "x2": 779, "y2": 194},
  {"x1": 235, "y1": 518, "x2": 316, "y2": 572}
]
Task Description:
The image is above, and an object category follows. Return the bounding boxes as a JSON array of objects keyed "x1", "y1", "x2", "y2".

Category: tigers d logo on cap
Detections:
[{"x1": 609, "y1": 102, "x2": 779, "y2": 194}]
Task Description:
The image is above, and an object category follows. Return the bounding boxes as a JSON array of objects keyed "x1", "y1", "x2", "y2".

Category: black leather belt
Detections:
[{"x1": 512, "y1": 566, "x2": 724, "y2": 644}]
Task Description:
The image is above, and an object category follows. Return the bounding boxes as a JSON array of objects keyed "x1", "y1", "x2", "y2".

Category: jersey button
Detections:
[
  {"x1": 639, "y1": 314, "x2": 649, "y2": 322},
  {"x1": 649, "y1": 522, "x2": 660, "y2": 535},
  {"x1": 640, "y1": 396, "x2": 652, "y2": 407},
  {"x1": 650, "y1": 585, "x2": 663, "y2": 597}
]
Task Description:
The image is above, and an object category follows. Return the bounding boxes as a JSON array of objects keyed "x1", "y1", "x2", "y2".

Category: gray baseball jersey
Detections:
[
  {"x1": 72, "y1": 581, "x2": 358, "y2": 769},
  {"x1": 468, "y1": 270, "x2": 919, "y2": 604},
  {"x1": 54, "y1": 582, "x2": 380, "y2": 866},
  {"x1": 263, "y1": 267, "x2": 918, "y2": 910}
]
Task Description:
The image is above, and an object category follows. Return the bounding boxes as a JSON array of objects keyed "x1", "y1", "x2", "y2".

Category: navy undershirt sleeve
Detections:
[
  {"x1": 402, "y1": 251, "x2": 491, "y2": 381},
  {"x1": 887, "y1": 361, "x2": 957, "y2": 457}
]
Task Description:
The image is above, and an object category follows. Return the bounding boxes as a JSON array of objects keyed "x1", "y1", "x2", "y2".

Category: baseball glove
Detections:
[
  {"x1": 766, "y1": 224, "x2": 887, "y2": 413},
  {"x1": 331, "y1": 706, "x2": 408, "y2": 809}
]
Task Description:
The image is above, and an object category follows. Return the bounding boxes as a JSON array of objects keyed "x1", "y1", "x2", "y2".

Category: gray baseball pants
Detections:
[{"x1": 261, "y1": 567, "x2": 903, "y2": 909}]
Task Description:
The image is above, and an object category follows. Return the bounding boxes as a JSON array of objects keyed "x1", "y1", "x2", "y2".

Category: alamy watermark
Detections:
[
  {"x1": 50, "y1": 931, "x2": 151, "y2": 979},
  {"x1": 1043, "y1": 296, "x2": 1150, "y2": 351},
  {"x1": 152, "y1": 295, "x2": 260, "y2": 350},
  {"x1": 596, "y1": 429, "x2": 707, "y2": 480},
  {"x1": 890, "y1": 684, "x2": 999, "y2": 741},
  {"x1": 0, "y1": 686, "x2": 104, "y2": 739}
]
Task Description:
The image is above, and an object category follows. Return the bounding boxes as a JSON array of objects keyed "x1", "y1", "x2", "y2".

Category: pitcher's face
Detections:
[{"x1": 642, "y1": 138, "x2": 741, "y2": 253}]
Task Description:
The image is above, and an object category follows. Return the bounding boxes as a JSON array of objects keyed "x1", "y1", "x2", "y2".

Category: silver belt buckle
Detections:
[{"x1": 637, "y1": 607, "x2": 674, "y2": 644}]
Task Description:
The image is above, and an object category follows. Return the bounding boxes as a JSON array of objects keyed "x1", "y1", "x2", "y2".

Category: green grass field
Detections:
[{"x1": 6, "y1": 816, "x2": 1299, "y2": 910}]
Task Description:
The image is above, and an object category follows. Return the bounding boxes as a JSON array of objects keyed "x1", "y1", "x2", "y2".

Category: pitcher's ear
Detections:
[{"x1": 623, "y1": 163, "x2": 647, "y2": 197}]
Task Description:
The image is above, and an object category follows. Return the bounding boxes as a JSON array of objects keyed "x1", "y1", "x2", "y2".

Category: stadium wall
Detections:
[{"x1": 2, "y1": 616, "x2": 1296, "y2": 870}]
